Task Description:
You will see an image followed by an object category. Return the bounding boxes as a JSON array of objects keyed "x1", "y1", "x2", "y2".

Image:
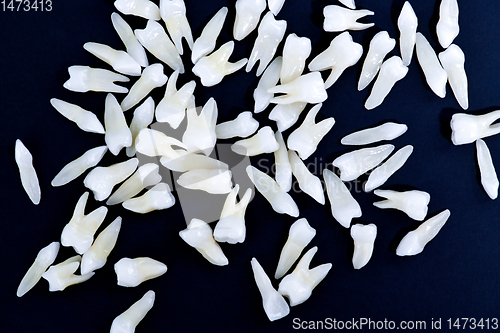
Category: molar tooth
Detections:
[
  {"x1": 415, "y1": 33, "x2": 447, "y2": 98},
  {"x1": 476, "y1": 139, "x2": 499, "y2": 200},
  {"x1": 254, "y1": 57, "x2": 282, "y2": 113},
  {"x1": 177, "y1": 169, "x2": 233, "y2": 194},
  {"x1": 15, "y1": 140, "x2": 41, "y2": 205},
  {"x1": 396, "y1": 210, "x2": 451, "y2": 256},
  {"x1": 162, "y1": 153, "x2": 227, "y2": 172},
  {"x1": 450, "y1": 111, "x2": 500, "y2": 145},
  {"x1": 268, "y1": 72, "x2": 328, "y2": 105},
  {"x1": 280, "y1": 34, "x2": 311, "y2": 84},
  {"x1": 251, "y1": 257, "x2": 290, "y2": 321},
  {"x1": 42, "y1": 255, "x2": 94, "y2": 292},
  {"x1": 214, "y1": 185, "x2": 253, "y2": 244},
  {"x1": 365, "y1": 56, "x2": 408, "y2": 110},
  {"x1": 121, "y1": 63, "x2": 168, "y2": 111},
  {"x1": 112, "y1": 12, "x2": 149, "y2": 67},
  {"x1": 234, "y1": 0, "x2": 267, "y2": 41},
  {"x1": 126, "y1": 97, "x2": 155, "y2": 157},
  {"x1": 115, "y1": 257, "x2": 167, "y2": 287},
  {"x1": 269, "y1": 103, "x2": 307, "y2": 132},
  {"x1": 288, "y1": 150, "x2": 325, "y2": 204},
  {"x1": 160, "y1": 0, "x2": 193, "y2": 55},
  {"x1": 180, "y1": 218, "x2": 229, "y2": 266},
  {"x1": 123, "y1": 183, "x2": 175, "y2": 213},
  {"x1": 191, "y1": 7, "x2": 228, "y2": 64},
  {"x1": 183, "y1": 98, "x2": 218, "y2": 155},
  {"x1": 105, "y1": 94, "x2": 133, "y2": 155},
  {"x1": 136, "y1": 128, "x2": 187, "y2": 158},
  {"x1": 63, "y1": 66, "x2": 129, "y2": 93},
  {"x1": 83, "y1": 42, "x2": 141, "y2": 76},
  {"x1": 114, "y1": 0, "x2": 160, "y2": 20},
  {"x1": 246, "y1": 166, "x2": 299, "y2": 217},
  {"x1": 341, "y1": 122, "x2": 407, "y2": 146},
  {"x1": 231, "y1": 126, "x2": 279, "y2": 156},
  {"x1": 439, "y1": 44, "x2": 468, "y2": 110},
  {"x1": 436, "y1": 0, "x2": 459, "y2": 49},
  {"x1": 323, "y1": 169, "x2": 361, "y2": 228},
  {"x1": 323, "y1": 5, "x2": 374, "y2": 32},
  {"x1": 338, "y1": 0, "x2": 355, "y2": 9},
  {"x1": 274, "y1": 131, "x2": 292, "y2": 192},
  {"x1": 268, "y1": 0, "x2": 285, "y2": 15},
  {"x1": 351, "y1": 224, "x2": 377, "y2": 269},
  {"x1": 373, "y1": 189, "x2": 430, "y2": 221},
  {"x1": 110, "y1": 290, "x2": 155, "y2": 333},
  {"x1": 333, "y1": 144, "x2": 394, "y2": 181},
  {"x1": 17, "y1": 242, "x2": 60, "y2": 297},
  {"x1": 216, "y1": 111, "x2": 259, "y2": 139},
  {"x1": 278, "y1": 247, "x2": 332, "y2": 306},
  {"x1": 52, "y1": 146, "x2": 108, "y2": 187},
  {"x1": 50, "y1": 98, "x2": 105, "y2": 134},
  {"x1": 397, "y1": 1, "x2": 418, "y2": 66}
]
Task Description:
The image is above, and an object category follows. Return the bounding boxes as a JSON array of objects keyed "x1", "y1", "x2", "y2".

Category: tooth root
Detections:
[
  {"x1": 365, "y1": 145, "x2": 414, "y2": 192},
  {"x1": 136, "y1": 128, "x2": 187, "y2": 159},
  {"x1": 192, "y1": 7, "x2": 228, "y2": 64},
  {"x1": 214, "y1": 185, "x2": 253, "y2": 244},
  {"x1": 110, "y1": 290, "x2": 156, "y2": 333},
  {"x1": 83, "y1": 42, "x2": 141, "y2": 76},
  {"x1": 436, "y1": 0, "x2": 459, "y2": 49},
  {"x1": 450, "y1": 110, "x2": 500, "y2": 145},
  {"x1": 50, "y1": 98, "x2": 105, "y2": 134},
  {"x1": 477, "y1": 139, "x2": 499, "y2": 200},
  {"x1": 351, "y1": 224, "x2": 377, "y2": 269},
  {"x1": 358, "y1": 31, "x2": 396, "y2": 91},
  {"x1": 323, "y1": 5, "x2": 374, "y2": 32},
  {"x1": 333, "y1": 144, "x2": 394, "y2": 181},
  {"x1": 269, "y1": 102, "x2": 307, "y2": 132},
  {"x1": 180, "y1": 219, "x2": 229, "y2": 266},
  {"x1": 396, "y1": 209, "x2": 451, "y2": 256},
  {"x1": 232, "y1": 126, "x2": 279, "y2": 156},
  {"x1": 341, "y1": 122, "x2": 407, "y2": 146},
  {"x1": 115, "y1": 257, "x2": 167, "y2": 287},
  {"x1": 274, "y1": 131, "x2": 292, "y2": 192},
  {"x1": 160, "y1": 0, "x2": 193, "y2": 55},
  {"x1": 15, "y1": 140, "x2": 41, "y2": 205},
  {"x1": 323, "y1": 169, "x2": 362, "y2": 228},
  {"x1": 251, "y1": 258, "x2": 290, "y2": 321},
  {"x1": 439, "y1": 44, "x2": 468, "y2": 110},
  {"x1": 234, "y1": 0, "x2": 267, "y2": 41},
  {"x1": 338, "y1": 0, "x2": 355, "y2": 9},
  {"x1": 127, "y1": 97, "x2": 155, "y2": 157},
  {"x1": 105, "y1": 94, "x2": 133, "y2": 155},
  {"x1": 123, "y1": 183, "x2": 175, "y2": 213},
  {"x1": 288, "y1": 150, "x2": 325, "y2": 204},
  {"x1": 111, "y1": 12, "x2": 149, "y2": 67},
  {"x1": 254, "y1": 57, "x2": 282, "y2": 113},
  {"x1": 268, "y1": 0, "x2": 285, "y2": 15},
  {"x1": 397, "y1": 2, "x2": 418, "y2": 66},
  {"x1": 216, "y1": 111, "x2": 259, "y2": 139},
  {"x1": 415, "y1": 33, "x2": 447, "y2": 98},
  {"x1": 162, "y1": 153, "x2": 228, "y2": 172},
  {"x1": 182, "y1": 98, "x2": 218, "y2": 155},
  {"x1": 268, "y1": 72, "x2": 328, "y2": 105},
  {"x1": 42, "y1": 255, "x2": 94, "y2": 292},
  {"x1": 114, "y1": 0, "x2": 161, "y2": 20},
  {"x1": 246, "y1": 166, "x2": 299, "y2": 217},
  {"x1": 63, "y1": 66, "x2": 129, "y2": 93},
  {"x1": 17, "y1": 242, "x2": 60, "y2": 297},
  {"x1": 121, "y1": 63, "x2": 168, "y2": 111},
  {"x1": 373, "y1": 189, "x2": 430, "y2": 221},
  {"x1": 280, "y1": 34, "x2": 311, "y2": 85},
  {"x1": 177, "y1": 169, "x2": 233, "y2": 194}
]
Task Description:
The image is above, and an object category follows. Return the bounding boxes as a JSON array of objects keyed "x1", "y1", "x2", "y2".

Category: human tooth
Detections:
[
  {"x1": 338, "y1": 0, "x2": 355, "y2": 9},
  {"x1": 333, "y1": 144, "x2": 394, "y2": 181},
  {"x1": 397, "y1": 2, "x2": 418, "y2": 66},
  {"x1": 251, "y1": 257, "x2": 290, "y2": 321},
  {"x1": 365, "y1": 56, "x2": 408, "y2": 110},
  {"x1": 234, "y1": 0, "x2": 267, "y2": 41},
  {"x1": 191, "y1": 7, "x2": 228, "y2": 64},
  {"x1": 280, "y1": 34, "x2": 311, "y2": 84},
  {"x1": 121, "y1": 63, "x2": 168, "y2": 111},
  {"x1": 323, "y1": 5, "x2": 374, "y2": 32},
  {"x1": 415, "y1": 33, "x2": 447, "y2": 98},
  {"x1": 308, "y1": 31, "x2": 363, "y2": 89},
  {"x1": 268, "y1": 72, "x2": 328, "y2": 105},
  {"x1": 50, "y1": 98, "x2": 105, "y2": 134},
  {"x1": 105, "y1": 94, "x2": 133, "y2": 156},
  {"x1": 162, "y1": 153, "x2": 227, "y2": 172},
  {"x1": 177, "y1": 169, "x2": 233, "y2": 194},
  {"x1": 373, "y1": 189, "x2": 430, "y2": 221},
  {"x1": 214, "y1": 185, "x2": 252, "y2": 244},
  {"x1": 126, "y1": 97, "x2": 155, "y2": 157},
  {"x1": 396, "y1": 209, "x2": 451, "y2": 256},
  {"x1": 192, "y1": 41, "x2": 248, "y2": 87},
  {"x1": 450, "y1": 111, "x2": 500, "y2": 145},
  {"x1": 268, "y1": 103, "x2": 307, "y2": 132},
  {"x1": 287, "y1": 103, "x2": 335, "y2": 160},
  {"x1": 351, "y1": 224, "x2": 377, "y2": 269},
  {"x1": 110, "y1": 290, "x2": 155, "y2": 333},
  {"x1": 274, "y1": 131, "x2": 292, "y2": 192},
  {"x1": 111, "y1": 12, "x2": 149, "y2": 67},
  {"x1": 183, "y1": 98, "x2": 218, "y2": 155},
  {"x1": 232, "y1": 126, "x2": 279, "y2": 156},
  {"x1": 288, "y1": 150, "x2": 325, "y2": 204},
  {"x1": 83, "y1": 42, "x2": 141, "y2": 76},
  {"x1": 278, "y1": 247, "x2": 332, "y2": 306},
  {"x1": 63, "y1": 66, "x2": 129, "y2": 93},
  {"x1": 17, "y1": 242, "x2": 59, "y2": 297},
  {"x1": 84, "y1": 158, "x2": 138, "y2": 201},
  {"x1": 436, "y1": 0, "x2": 459, "y2": 49},
  {"x1": 357, "y1": 31, "x2": 396, "y2": 91},
  {"x1": 115, "y1": 257, "x2": 167, "y2": 287},
  {"x1": 477, "y1": 139, "x2": 499, "y2": 200},
  {"x1": 123, "y1": 183, "x2": 175, "y2": 213},
  {"x1": 246, "y1": 166, "x2": 299, "y2": 217},
  {"x1": 216, "y1": 111, "x2": 259, "y2": 139},
  {"x1": 180, "y1": 218, "x2": 228, "y2": 266},
  {"x1": 323, "y1": 169, "x2": 361, "y2": 228},
  {"x1": 160, "y1": 0, "x2": 193, "y2": 55},
  {"x1": 136, "y1": 128, "x2": 187, "y2": 158},
  {"x1": 341, "y1": 122, "x2": 407, "y2": 146},
  {"x1": 254, "y1": 57, "x2": 282, "y2": 113},
  {"x1": 52, "y1": 146, "x2": 108, "y2": 187},
  {"x1": 114, "y1": 0, "x2": 161, "y2": 20},
  {"x1": 42, "y1": 255, "x2": 94, "y2": 292},
  {"x1": 274, "y1": 218, "x2": 316, "y2": 279},
  {"x1": 439, "y1": 44, "x2": 468, "y2": 110},
  {"x1": 364, "y1": 145, "x2": 414, "y2": 192},
  {"x1": 246, "y1": 12, "x2": 287, "y2": 76},
  {"x1": 268, "y1": 0, "x2": 285, "y2": 15},
  {"x1": 15, "y1": 140, "x2": 41, "y2": 205}
]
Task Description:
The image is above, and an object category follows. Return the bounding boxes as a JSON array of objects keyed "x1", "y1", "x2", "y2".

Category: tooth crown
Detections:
[
  {"x1": 160, "y1": 0, "x2": 193, "y2": 55},
  {"x1": 373, "y1": 189, "x2": 430, "y2": 221},
  {"x1": 110, "y1": 290, "x2": 156, "y2": 333},
  {"x1": 115, "y1": 257, "x2": 168, "y2": 287},
  {"x1": 358, "y1": 31, "x2": 396, "y2": 91},
  {"x1": 333, "y1": 144, "x2": 394, "y2": 181},
  {"x1": 216, "y1": 111, "x2": 259, "y2": 139},
  {"x1": 439, "y1": 44, "x2": 468, "y2": 110},
  {"x1": 397, "y1": 1, "x2": 418, "y2": 66},
  {"x1": 323, "y1": 5, "x2": 374, "y2": 32},
  {"x1": 114, "y1": 0, "x2": 161, "y2": 20},
  {"x1": 214, "y1": 185, "x2": 252, "y2": 244},
  {"x1": 415, "y1": 33, "x2": 447, "y2": 98},
  {"x1": 182, "y1": 98, "x2": 218, "y2": 155},
  {"x1": 339, "y1": 0, "x2": 355, "y2": 10},
  {"x1": 192, "y1": 7, "x2": 228, "y2": 64},
  {"x1": 323, "y1": 169, "x2": 362, "y2": 228},
  {"x1": 341, "y1": 122, "x2": 407, "y2": 146},
  {"x1": 42, "y1": 255, "x2": 94, "y2": 292},
  {"x1": 280, "y1": 34, "x2": 311, "y2": 84},
  {"x1": 476, "y1": 139, "x2": 499, "y2": 200},
  {"x1": 450, "y1": 111, "x2": 500, "y2": 145},
  {"x1": 112, "y1": 12, "x2": 149, "y2": 67},
  {"x1": 136, "y1": 128, "x2": 187, "y2": 158},
  {"x1": 288, "y1": 150, "x2": 325, "y2": 204},
  {"x1": 232, "y1": 126, "x2": 279, "y2": 156},
  {"x1": 162, "y1": 153, "x2": 228, "y2": 172},
  {"x1": 268, "y1": 0, "x2": 286, "y2": 15},
  {"x1": 436, "y1": 0, "x2": 459, "y2": 49},
  {"x1": 83, "y1": 42, "x2": 141, "y2": 76},
  {"x1": 105, "y1": 94, "x2": 133, "y2": 156},
  {"x1": 351, "y1": 224, "x2": 377, "y2": 269},
  {"x1": 64, "y1": 65, "x2": 130, "y2": 93},
  {"x1": 254, "y1": 57, "x2": 282, "y2": 113},
  {"x1": 269, "y1": 102, "x2": 307, "y2": 132},
  {"x1": 15, "y1": 139, "x2": 41, "y2": 205},
  {"x1": 268, "y1": 72, "x2": 328, "y2": 105},
  {"x1": 233, "y1": 0, "x2": 267, "y2": 41},
  {"x1": 177, "y1": 168, "x2": 233, "y2": 194},
  {"x1": 50, "y1": 98, "x2": 105, "y2": 134},
  {"x1": 127, "y1": 97, "x2": 155, "y2": 157},
  {"x1": 123, "y1": 182, "x2": 176, "y2": 213},
  {"x1": 274, "y1": 131, "x2": 292, "y2": 192}
]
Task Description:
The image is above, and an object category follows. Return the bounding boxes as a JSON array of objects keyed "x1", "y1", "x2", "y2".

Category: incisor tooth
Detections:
[
  {"x1": 105, "y1": 94, "x2": 132, "y2": 156},
  {"x1": 182, "y1": 98, "x2": 218, "y2": 155},
  {"x1": 234, "y1": 0, "x2": 267, "y2": 41},
  {"x1": 323, "y1": 5, "x2": 374, "y2": 32},
  {"x1": 115, "y1": 257, "x2": 167, "y2": 287},
  {"x1": 450, "y1": 111, "x2": 500, "y2": 145},
  {"x1": 232, "y1": 126, "x2": 279, "y2": 156},
  {"x1": 136, "y1": 128, "x2": 187, "y2": 158},
  {"x1": 333, "y1": 144, "x2": 394, "y2": 181},
  {"x1": 63, "y1": 66, "x2": 129, "y2": 93},
  {"x1": 436, "y1": 0, "x2": 459, "y2": 49},
  {"x1": 341, "y1": 122, "x2": 407, "y2": 146},
  {"x1": 439, "y1": 44, "x2": 468, "y2": 110},
  {"x1": 121, "y1": 63, "x2": 168, "y2": 111},
  {"x1": 338, "y1": 0, "x2": 355, "y2": 10},
  {"x1": 373, "y1": 189, "x2": 430, "y2": 221},
  {"x1": 268, "y1": 72, "x2": 328, "y2": 105},
  {"x1": 191, "y1": 7, "x2": 228, "y2": 64},
  {"x1": 280, "y1": 34, "x2": 311, "y2": 84},
  {"x1": 269, "y1": 103, "x2": 307, "y2": 132},
  {"x1": 216, "y1": 111, "x2": 259, "y2": 139},
  {"x1": 52, "y1": 146, "x2": 108, "y2": 187},
  {"x1": 110, "y1": 290, "x2": 156, "y2": 333},
  {"x1": 162, "y1": 153, "x2": 227, "y2": 172},
  {"x1": 112, "y1": 12, "x2": 149, "y2": 67},
  {"x1": 351, "y1": 224, "x2": 377, "y2": 269},
  {"x1": 177, "y1": 168, "x2": 233, "y2": 194},
  {"x1": 397, "y1": 1, "x2": 418, "y2": 66},
  {"x1": 323, "y1": 169, "x2": 361, "y2": 228},
  {"x1": 114, "y1": 0, "x2": 161, "y2": 20},
  {"x1": 288, "y1": 150, "x2": 325, "y2": 204},
  {"x1": 160, "y1": 0, "x2": 193, "y2": 55},
  {"x1": 415, "y1": 33, "x2": 447, "y2": 98},
  {"x1": 214, "y1": 185, "x2": 252, "y2": 244},
  {"x1": 274, "y1": 131, "x2": 292, "y2": 192},
  {"x1": 83, "y1": 42, "x2": 141, "y2": 76},
  {"x1": 477, "y1": 139, "x2": 499, "y2": 200},
  {"x1": 42, "y1": 255, "x2": 94, "y2": 292},
  {"x1": 126, "y1": 97, "x2": 155, "y2": 157},
  {"x1": 123, "y1": 183, "x2": 175, "y2": 213},
  {"x1": 268, "y1": 0, "x2": 285, "y2": 15},
  {"x1": 254, "y1": 57, "x2": 282, "y2": 113},
  {"x1": 50, "y1": 98, "x2": 105, "y2": 134},
  {"x1": 15, "y1": 140, "x2": 41, "y2": 205}
]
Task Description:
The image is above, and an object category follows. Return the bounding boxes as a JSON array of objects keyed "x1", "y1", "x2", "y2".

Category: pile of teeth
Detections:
[{"x1": 12, "y1": 0, "x2": 498, "y2": 327}]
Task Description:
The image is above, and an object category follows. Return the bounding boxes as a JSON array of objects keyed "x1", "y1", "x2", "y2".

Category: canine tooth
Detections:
[
  {"x1": 323, "y1": 169, "x2": 361, "y2": 228},
  {"x1": 192, "y1": 7, "x2": 228, "y2": 64},
  {"x1": 338, "y1": 0, "x2": 355, "y2": 9},
  {"x1": 180, "y1": 218, "x2": 228, "y2": 266},
  {"x1": 246, "y1": 166, "x2": 299, "y2": 217},
  {"x1": 436, "y1": 0, "x2": 459, "y2": 49},
  {"x1": 50, "y1": 98, "x2": 105, "y2": 134},
  {"x1": 126, "y1": 97, "x2": 155, "y2": 157},
  {"x1": 450, "y1": 111, "x2": 500, "y2": 145},
  {"x1": 275, "y1": 218, "x2": 316, "y2": 279},
  {"x1": 234, "y1": 0, "x2": 267, "y2": 41},
  {"x1": 162, "y1": 154, "x2": 227, "y2": 172},
  {"x1": 114, "y1": 0, "x2": 160, "y2": 20},
  {"x1": 183, "y1": 98, "x2": 218, "y2": 155},
  {"x1": 156, "y1": 71, "x2": 196, "y2": 128},
  {"x1": 216, "y1": 111, "x2": 259, "y2": 139},
  {"x1": 288, "y1": 150, "x2": 325, "y2": 204},
  {"x1": 115, "y1": 257, "x2": 167, "y2": 287},
  {"x1": 15, "y1": 140, "x2": 41, "y2": 205},
  {"x1": 251, "y1": 258, "x2": 290, "y2": 321},
  {"x1": 110, "y1": 290, "x2": 155, "y2": 333},
  {"x1": 373, "y1": 189, "x2": 430, "y2": 221},
  {"x1": 214, "y1": 185, "x2": 252, "y2": 244},
  {"x1": 396, "y1": 210, "x2": 451, "y2": 256},
  {"x1": 477, "y1": 139, "x2": 499, "y2": 200},
  {"x1": 351, "y1": 224, "x2": 377, "y2": 269},
  {"x1": 121, "y1": 63, "x2": 168, "y2": 111},
  {"x1": 415, "y1": 33, "x2": 447, "y2": 98},
  {"x1": 268, "y1": 72, "x2": 328, "y2": 105},
  {"x1": 278, "y1": 247, "x2": 332, "y2": 306},
  {"x1": 112, "y1": 12, "x2": 149, "y2": 67},
  {"x1": 397, "y1": 2, "x2": 418, "y2": 66},
  {"x1": 268, "y1": 0, "x2": 285, "y2": 15},
  {"x1": 123, "y1": 183, "x2": 175, "y2": 213},
  {"x1": 274, "y1": 131, "x2": 292, "y2": 192},
  {"x1": 136, "y1": 128, "x2": 187, "y2": 158},
  {"x1": 17, "y1": 242, "x2": 59, "y2": 297},
  {"x1": 280, "y1": 34, "x2": 311, "y2": 84},
  {"x1": 63, "y1": 66, "x2": 129, "y2": 93},
  {"x1": 333, "y1": 144, "x2": 394, "y2": 181},
  {"x1": 42, "y1": 255, "x2": 94, "y2": 291},
  {"x1": 323, "y1": 5, "x2": 374, "y2": 32},
  {"x1": 358, "y1": 31, "x2": 396, "y2": 91},
  {"x1": 177, "y1": 169, "x2": 232, "y2": 194},
  {"x1": 105, "y1": 94, "x2": 132, "y2": 155},
  {"x1": 160, "y1": 0, "x2": 193, "y2": 56},
  {"x1": 287, "y1": 104, "x2": 335, "y2": 160},
  {"x1": 269, "y1": 103, "x2": 307, "y2": 132},
  {"x1": 341, "y1": 122, "x2": 407, "y2": 146},
  {"x1": 365, "y1": 145, "x2": 414, "y2": 192},
  {"x1": 254, "y1": 57, "x2": 282, "y2": 113},
  {"x1": 192, "y1": 41, "x2": 248, "y2": 87},
  {"x1": 365, "y1": 56, "x2": 408, "y2": 110},
  {"x1": 83, "y1": 42, "x2": 141, "y2": 76},
  {"x1": 52, "y1": 146, "x2": 108, "y2": 187},
  {"x1": 232, "y1": 126, "x2": 279, "y2": 156},
  {"x1": 439, "y1": 44, "x2": 468, "y2": 110},
  {"x1": 246, "y1": 12, "x2": 287, "y2": 76}
]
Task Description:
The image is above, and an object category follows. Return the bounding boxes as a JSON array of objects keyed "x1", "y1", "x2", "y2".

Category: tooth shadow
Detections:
[
  {"x1": 428, "y1": 0, "x2": 441, "y2": 48},
  {"x1": 388, "y1": 218, "x2": 421, "y2": 253},
  {"x1": 311, "y1": 0, "x2": 330, "y2": 30},
  {"x1": 439, "y1": 107, "x2": 458, "y2": 143}
]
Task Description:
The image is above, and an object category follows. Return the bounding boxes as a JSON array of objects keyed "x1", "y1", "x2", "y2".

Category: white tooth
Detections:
[
  {"x1": 135, "y1": 20, "x2": 184, "y2": 73},
  {"x1": 216, "y1": 111, "x2": 259, "y2": 139},
  {"x1": 160, "y1": 0, "x2": 193, "y2": 55},
  {"x1": 357, "y1": 31, "x2": 396, "y2": 91},
  {"x1": 268, "y1": 0, "x2": 285, "y2": 15},
  {"x1": 136, "y1": 128, "x2": 187, "y2": 158},
  {"x1": 126, "y1": 97, "x2": 155, "y2": 157},
  {"x1": 397, "y1": 1, "x2": 418, "y2": 66},
  {"x1": 191, "y1": 7, "x2": 228, "y2": 64},
  {"x1": 177, "y1": 168, "x2": 233, "y2": 194},
  {"x1": 84, "y1": 158, "x2": 138, "y2": 201},
  {"x1": 15, "y1": 140, "x2": 41, "y2": 205},
  {"x1": 275, "y1": 218, "x2": 316, "y2": 279},
  {"x1": 121, "y1": 63, "x2": 168, "y2": 111},
  {"x1": 278, "y1": 247, "x2": 332, "y2": 306},
  {"x1": 180, "y1": 218, "x2": 228, "y2": 266},
  {"x1": 268, "y1": 72, "x2": 328, "y2": 105},
  {"x1": 234, "y1": 0, "x2": 267, "y2": 41},
  {"x1": 17, "y1": 242, "x2": 60, "y2": 297},
  {"x1": 110, "y1": 290, "x2": 156, "y2": 333},
  {"x1": 214, "y1": 185, "x2": 252, "y2": 244},
  {"x1": 246, "y1": 165, "x2": 299, "y2": 217},
  {"x1": 364, "y1": 145, "x2": 414, "y2": 192},
  {"x1": 123, "y1": 183, "x2": 175, "y2": 213},
  {"x1": 50, "y1": 98, "x2": 105, "y2": 134},
  {"x1": 269, "y1": 102, "x2": 307, "y2": 132},
  {"x1": 162, "y1": 153, "x2": 227, "y2": 172},
  {"x1": 338, "y1": 0, "x2": 355, "y2": 10},
  {"x1": 105, "y1": 94, "x2": 133, "y2": 156},
  {"x1": 42, "y1": 255, "x2": 94, "y2": 292},
  {"x1": 111, "y1": 12, "x2": 149, "y2": 67},
  {"x1": 115, "y1": 257, "x2": 167, "y2": 287},
  {"x1": 323, "y1": 169, "x2": 361, "y2": 228},
  {"x1": 341, "y1": 122, "x2": 407, "y2": 146},
  {"x1": 251, "y1": 257, "x2": 290, "y2": 321},
  {"x1": 287, "y1": 103, "x2": 335, "y2": 160},
  {"x1": 436, "y1": 0, "x2": 459, "y2": 49},
  {"x1": 323, "y1": 5, "x2": 374, "y2": 32},
  {"x1": 373, "y1": 189, "x2": 430, "y2": 221},
  {"x1": 288, "y1": 150, "x2": 325, "y2": 204},
  {"x1": 308, "y1": 32, "x2": 363, "y2": 89},
  {"x1": 81, "y1": 217, "x2": 122, "y2": 274},
  {"x1": 396, "y1": 210, "x2": 451, "y2": 256},
  {"x1": 232, "y1": 126, "x2": 279, "y2": 156},
  {"x1": 450, "y1": 111, "x2": 500, "y2": 145},
  {"x1": 114, "y1": 0, "x2": 160, "y2": 20},
  {"x1": 477, "y1": 139, "x2": 499, "y2": 200},
  {"x1": 351, "y1": 224, "x2": 377, "y2": 269},
  {"x1": 52, "y1": 146, "x2": 108, "y2": 187},
  {"x1": 280, "y1": 34, "x2": 311, "y2": 84},
  {"x1": 192, "y1": 41, "x2": 248, "y2": 87},
  {"x1": 274, "y1": 131, "x2": 292, "y2": 192},
  {"x1": 246, "y1": 12, "x2": 287, "y2": 76},
  {"x1": 254, "y1": 57, "x2": 282, "y2": 113},
  {"x1": 63, "y1": 66, "x2": 129, "y2": 93},
  {"x1": 365, "y1": 56, "x2": 408, "y2": 110},
  {"x1": 415, "y1": 33, "x2": 447, "y2": 98},
  {"x1": 439, "y1": 44, "x2": 468, "y2": 110},
  {"x1": 183, "y1": 98, "x2": 218, "y2": 155},
  {"x1": 83, "y1": 42, "x2": 141, "y2": 76}
]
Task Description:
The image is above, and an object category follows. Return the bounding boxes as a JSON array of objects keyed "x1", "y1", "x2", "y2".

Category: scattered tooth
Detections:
[
  {"x1": 121, "y1": 63, "x2": 168, "y2": 111},
  {"x1": 351, "y1": 224, "x2": 377, "y2": 269},
  {"x1": 177, "y1": 168, "x2": 233, "y2": 194},
  {"x1": 397, "y1": 1, "x2": 418, "y2": 66},
  {"x1": 288, "y1": 150, "x2": 325, "y2": 204},
  {"x1": 280, "y1": 34, "x2": 311, "y2": 84},
  {"x1": 183, "y1": 98, "x2": 218, "y2": 155},
  {"x1": 123, "y1": 183, "x2": 175, "y2": 213},
  {"x1": 323, "y1": 5, "x2": 374, "y2": 32},
  {"x1": 83, "y1": 42, "x2": 141, "y2": 76},
  {"x1": 110, "y1": 290, "x2": 155, "y2": 333},
  {"x1": 216, "y1": 111, "x2": 259, "y2": 139},
  {"x1": 214, "y1": 185, "x2": 253, "y2": 244},
  {"x1": 126, "y1": 97, "x2": 155, "y2": 157},
  {"x1": 114, "y1": 0, "x2": 161, "y2": 20},
  {"x1": 191, "y1": 7, "x2": 228, "y2": 64},
  {"x1": 179, "y1": 218, "x2": 229, "y2": 266},
  {"x1": 251, "y1": 257, "x2": 290, "y2": 321},
  {"x1": 15, "y1": 140, "x2": 41, "y2": 205},
  {"x1": 105, "y1": 93, "x2": 133, "y2": 155},
  {"x1": 115, "y1": 257, "x2": 167, "y2": 287},
  {"x1": 287, "y1": 103, "x2": 335, "y2": 160},
  {"x1": 233, "y1": 0, "x2": 267, "y2": 41},
  {"x1": 415, "y1": 33, "x2": 447, "y2": 98},
  {"x1": 274, "y1": 131, "x2": 292, "y2": 192},
  {"x1": 160, "y1": 0, "x2": 193, "y2": 55},
  {"x1": 162, "y1": 153, "x2": 228, "y2": 172},
  {"x1": 365, "y1": 56, "x2": 408, "y2": 110},
  {"x1": 254, "y1": 57, "x2": 282, "y2": 113},
  {"x1": 341, "y1": 122, "x2": 407, "y2": 146},
  {"x1": 308, "y1": 31, "x2": 363, "y2": 89},
  {"x1": 396, "y1": 209, "x2": 451, "y2": 256},
  {"x1": 278, "y1": 247, "x2": 332, "y2": 306},
  {"x1": 269, "y1": 102, "x2": 307, "y2": 132},
  {"x1": 232, "y1": 126, "x2": 279, "y2": 156},
  {"x1": 111, "y1": 12, "x2": 149, "y2": 67},
  {"x1": 50, "y1": 98, "x2": 105, "y2": 134},
  {"x1": 52, "y1": 146, "x2": 108, "y2": 187},
  {"x1": 136, "y1": 128, "x2": 187, "y2": 159},
  {"x1": 439, "y1": 44, "x2": 468, "y2": 110},
  {"x1": 42, "y1": 255, "x2": 94, "y2": 292},
  {"x1": 246, "y1": 166, "x2": 299, "y2": 217},
  {"x1": 476, "y1": 139, "x2": 499, "y2": 200},
  {"x1": 17, "y1": 242, "x2": 60, "y2": 297},
  {"x1": 323, "y1": 169, "x2": 362, "y2": 228},
  {"x1": 436, "y1": 0, "x2": 459, "y2": 49},
  {"x1": 268, "y1": 72, "x2": 328, "y2": 105},
  {"x1": 373, "y1": 189, "x2": 430, "y2": 221},
  {"x1": 268, "y1": 0, "x2": 285, "y2": 15},
  {"x1": 192, "y1": 41, "x2": 248, "y2": 87},
  {"x1": 338, "y1": 0, "x2": 355, "y2": 10},
  {"x1": 450, "y1": 111, "x2": 500, "y2": 145},
  {"x1": 63, "y1": 65, "x2": 129, "y2": 94}
]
